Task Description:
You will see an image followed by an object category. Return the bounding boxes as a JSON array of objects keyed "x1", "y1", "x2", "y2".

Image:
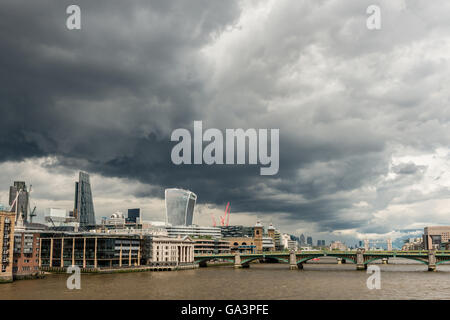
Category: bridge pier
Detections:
[
  {"x1": 289, "y1": 251, "x2": 298, "y2": 270},
  {"x1": 337, "y1": 258, "x2": 342, "y2": 264},
  {"x1": 382, "y1": 258, "x2": 388, "y2": 265},
  {"x1": 234, "y1": 253, "x2": 242, "y2": 269},
  {"x1": 356, "y1": 249, "x2": 367, "y2": 270},
  {"x1": 428, "y1": 249, "x2": 437, "y2": 272}
]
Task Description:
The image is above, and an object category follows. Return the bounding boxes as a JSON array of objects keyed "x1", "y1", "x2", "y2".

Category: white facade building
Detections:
[{"x1": 166, "y1": 225, "x2": 222, "y2": 238}]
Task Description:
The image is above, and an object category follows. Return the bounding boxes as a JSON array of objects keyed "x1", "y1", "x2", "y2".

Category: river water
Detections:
[{"x1": 1, "y1": 259, "x2": 449, "y2": 299}]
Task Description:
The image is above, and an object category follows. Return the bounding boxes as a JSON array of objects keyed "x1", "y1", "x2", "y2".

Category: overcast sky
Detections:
[{"x1": 2, "y1": 0, "x2": 450, "y2": 245}]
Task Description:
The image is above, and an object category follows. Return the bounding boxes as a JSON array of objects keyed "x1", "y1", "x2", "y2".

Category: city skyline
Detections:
[{"x1": 2, "y1": 0, "x2": 450, "y2": 248}]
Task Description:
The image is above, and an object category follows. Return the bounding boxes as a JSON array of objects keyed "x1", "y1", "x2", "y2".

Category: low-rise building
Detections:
[
  {"x1": 228, "y1": 237, "x2": 256, "y2": 253},
  {"x1": 166, "y1": 225, "x2": 221, "y2": 238},
  {"x1": 402, "y1": 237, "x2": 423, "y2": 251},
  {"x1": 193, "y1": 238, "x2": 230, "y2": 255},
  {"x1": 142, "y1": 236, "x2": 194, "y2": 266},
  {"x1": 287, "y1": 240, "x2": 298, "y2": 251},
  {"x1": 330, "y1": 241, "x2": 347, "y2": 251},
  {"x1": 262, "y1": 236, "x2": 275, "y2": 251}
]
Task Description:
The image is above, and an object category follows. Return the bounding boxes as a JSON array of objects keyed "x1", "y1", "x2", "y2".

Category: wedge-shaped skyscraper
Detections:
[
  {"x1": 165, "y1": 188, "x2": 197, "y2": 226},
  {"x1": 74, "y1": 171, "x2": 96, "y2": 227}
]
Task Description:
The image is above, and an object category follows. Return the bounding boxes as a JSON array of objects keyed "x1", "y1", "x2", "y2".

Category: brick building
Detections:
[{"x1": 13, "y1": 230, "x2": 41, "y2": 279}]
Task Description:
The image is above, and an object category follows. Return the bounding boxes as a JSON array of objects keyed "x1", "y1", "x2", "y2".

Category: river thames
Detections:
[{"x1": 1, "y1": 259, "x2": 449, "y2": 299}]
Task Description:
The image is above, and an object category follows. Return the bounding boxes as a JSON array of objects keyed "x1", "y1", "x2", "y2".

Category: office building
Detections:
[
  {"x1": 299, "y1": 234, "x2": 306, "y2": 245},
  {"x1": 45, "y1": 208, "x2": 79, "y2": 231},
  {"x1": 9, "y1": 181, "x2": 29, "y2": 223},
  {"x1": 423, "y1": 226, "x2": 450, "y2": 249},
  {"x1": 165, "y1": 188, "x2": 197, "y2": 226},
  {"x1": 127, "y1": 208, "x2": 141, "y2": 223},
  {"x1": 220, "y1": 225, "x2": 254, "y2": 238},
  {"x1": 0, "y1": 211, "x2": 15, "y2": 282},
  {"x1": 74, "y1": 172, "x2": 96, "y2": 228},
  {"x1": 193, "y1": 238, "x2": 231, "y2": 255},
  {"x1": 165, "y1": 225, "x2": 221, "y2": 238},
  {"x1": 317, "y1": 240, "x2": 326, "y2": 247},
  {"x1": 39, "y1": 232, "x2": 142, "y2": 269},
  {"x1": 307, "y1": 236, "x2": 313, "y2": 246}
]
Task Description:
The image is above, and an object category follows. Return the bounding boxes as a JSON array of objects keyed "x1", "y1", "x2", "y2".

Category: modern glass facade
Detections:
[
  {"x1": 39, "y1": 233, "x2": 141, "y2": 268},
  {"x1": 74, "y1": 172, "x2": 96, "y2": 227},
  {"x1": 127, "y1": 208, "x2": 140, "y2": 223},
  {"x1": 165, "y1": 189, "x2": 197, "y2": 226}
]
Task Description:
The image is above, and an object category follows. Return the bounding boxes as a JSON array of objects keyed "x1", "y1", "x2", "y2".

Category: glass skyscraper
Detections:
[
  {"x1": 74, "y1": 171, "x2": 96, "y2": 227},
  {"x1": 165, "y1": 188, "x2": 197, "y2": 226}
]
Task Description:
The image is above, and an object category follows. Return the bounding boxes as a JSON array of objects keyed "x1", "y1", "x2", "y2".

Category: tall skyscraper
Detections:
[
  {"x1": 299, "y1": 234, "x2": 306, "y2": 245},
  {"x1": 9, "y1": 181, "x2": 29, "y2": 223},
  {"x1": 307, "y1": 236, "x2": 313, "y2": 246},
  {"x1": 74, "y1": 172, "x2": 96, "y2": 227},
  {"x1": 165, "y1": 188, "x2": 197, "y2": 226}
]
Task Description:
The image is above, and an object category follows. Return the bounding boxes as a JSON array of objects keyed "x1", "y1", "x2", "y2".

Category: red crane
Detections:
[{"x1": 220, "y1": 202, "x2": 231, "y2": 226}]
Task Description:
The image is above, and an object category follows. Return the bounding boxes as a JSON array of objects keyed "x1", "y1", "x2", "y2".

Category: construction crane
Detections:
[
  {"x1": 28, "y1": 184, "x2": 37, "y2": 223},
  {"x1": 219, "y1": 202, "x2": 231, "y2": 227}
]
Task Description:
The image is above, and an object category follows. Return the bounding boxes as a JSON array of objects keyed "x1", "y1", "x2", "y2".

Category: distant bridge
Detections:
[{"x1": 194, "y1": 249, "x2": 450, "y2": 271}]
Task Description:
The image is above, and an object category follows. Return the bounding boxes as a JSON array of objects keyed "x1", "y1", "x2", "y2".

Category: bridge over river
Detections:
[{"x1": 194, "y1": 249, "x2": 450, "y2": 271}]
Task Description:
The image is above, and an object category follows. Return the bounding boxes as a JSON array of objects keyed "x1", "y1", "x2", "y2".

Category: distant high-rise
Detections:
[
  {"x1": 165, "y1": 188, "x2": 197, "y2": 226},
  {"x1": 74, "y1": 172, "x2": 96, "y2": 227},
  {"x1": 9, "y1": 181, "x2": 29, "y2": 223},
  {"x1": 307, "y1": 236, "x2": 313, "y2": 246},
  {"x1": 299, "y1": 234, "x2": 306, "y2": 245},
  {"x1": 317, "y1": 240, "x2": 326, "y2": 246},
  {"x1": 127, "y1": 208, "x2": 141, "y2": 223}
]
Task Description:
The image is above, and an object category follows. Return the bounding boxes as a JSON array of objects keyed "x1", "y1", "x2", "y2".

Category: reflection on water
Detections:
[{"x1": 0, "y1": 260, "x2": 449, "y2": 300}]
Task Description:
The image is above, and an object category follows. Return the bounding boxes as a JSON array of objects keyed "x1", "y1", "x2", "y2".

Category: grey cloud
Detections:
[{"x1": 2, "y1": 0, "x2": 450, "y2": 240}]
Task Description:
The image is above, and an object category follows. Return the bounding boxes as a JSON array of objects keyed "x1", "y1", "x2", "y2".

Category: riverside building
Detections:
[
  {"x1": 39, "y1": 232, "x2": 142, "y2": 269},
  {"x1": 0, "y1": 211, "x2": 15, "y2": 282},
  {"x1": 141, "y1": 236, "x2": 195, "y2": 266},
  {"x1": 13, "y1": 230, "x2": 41, "y2": 279},
  {"x1": 193, "y1": 237, "x2": 230, "y2": 255}
]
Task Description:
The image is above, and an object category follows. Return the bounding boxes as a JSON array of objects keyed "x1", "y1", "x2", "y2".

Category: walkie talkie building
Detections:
[
  {"x1": 74, "y1": 171, "x2": 96, "y2": 227},
  {"x1": 165, "y1": 188, "x2": 197, "y2": 226}
]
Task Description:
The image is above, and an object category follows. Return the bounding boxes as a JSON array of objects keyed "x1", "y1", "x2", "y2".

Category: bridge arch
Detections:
[
  {"x1": 241, "y1": 256, "x2": 289, "y2": 265},
  {"x1": 364, "y1": 256, "x2": 428, "y2": 265},
  {"x1": 436, "y1": 259, "x2": 450, "y2": 265},
  {"x1": 296, "y1": 254, "x2": 356, "y2": 264},
  {"x1": 195, "y1": 256, "x2": 235, "y2": 264}
]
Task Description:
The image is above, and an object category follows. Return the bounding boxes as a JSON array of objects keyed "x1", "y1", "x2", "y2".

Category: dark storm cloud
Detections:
[{"x1": 2, "y1": 0, "x2": 450, "y2": 235}]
